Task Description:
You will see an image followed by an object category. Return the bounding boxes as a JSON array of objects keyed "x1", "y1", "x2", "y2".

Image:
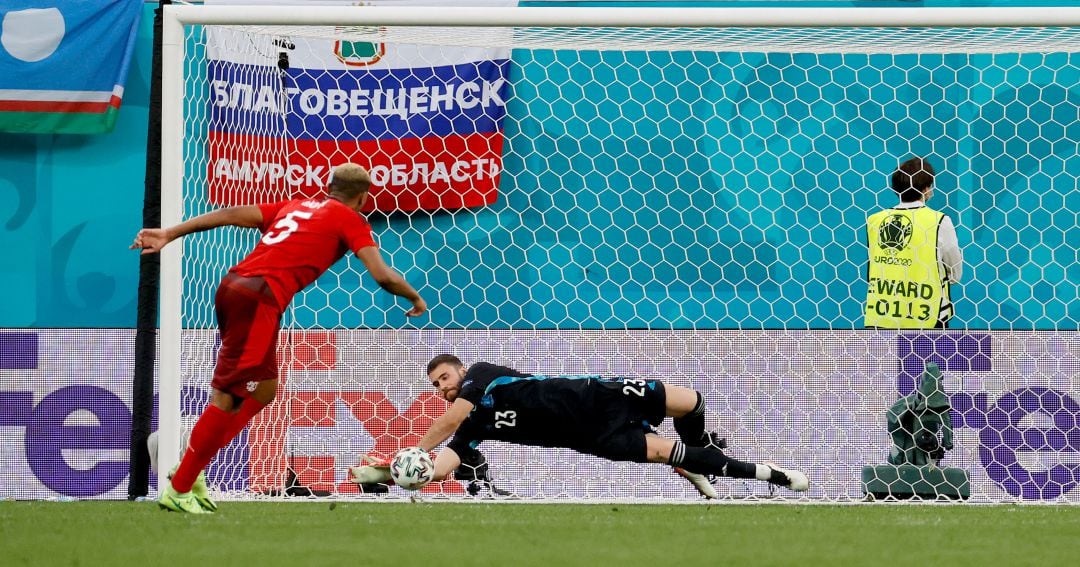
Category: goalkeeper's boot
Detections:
[
  {"x1": 763, "y1": 462, "x2": 809, "y2": 492},
  {"x1": 674, "y1": 468, "x2": 718, "y2": 499},
  {"x1": 169, "y1": 465, "x2": 217, "y2": 512},
  {"x1": 158, "y1": 482, "x2": 209, "y2": 514}
]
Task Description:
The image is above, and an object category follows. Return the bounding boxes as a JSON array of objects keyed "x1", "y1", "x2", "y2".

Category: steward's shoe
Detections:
[
  {"x1": 158, "y1": 482, "x2": 208, "y2": 514},
  {"x1": 675, "y1": 467, "x2": 718, "y2": 499},
  {"x1": 764, "y1": 462, "x2": 809, "y2": 492},
  {"x1": 169, "y1": 465, "x2": 217, "y2": 512}
]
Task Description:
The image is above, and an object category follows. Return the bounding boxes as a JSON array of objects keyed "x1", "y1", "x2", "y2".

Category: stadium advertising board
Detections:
[
  {"x1": 1, "y1": 331, "x2": 140, "y2": 499},
  {"x1": 3, "y1": 330, "x2": 1079, "y2": 502}
]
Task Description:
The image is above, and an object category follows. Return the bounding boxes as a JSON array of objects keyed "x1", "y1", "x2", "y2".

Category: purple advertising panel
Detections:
[
  {"x1": 184, "y1": 329, "x2": 1080, "y2": 502},
  {"x1": 1, "y1": 330, "x2": 153, "y2": 499},
  {"x1": 3, "y1": 329, "x2": 1079, "y2": 502}
]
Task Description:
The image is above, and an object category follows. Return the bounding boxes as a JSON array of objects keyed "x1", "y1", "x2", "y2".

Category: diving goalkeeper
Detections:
[{"x1": 351, "y1": 354, "x2": 808, "y2": 498}]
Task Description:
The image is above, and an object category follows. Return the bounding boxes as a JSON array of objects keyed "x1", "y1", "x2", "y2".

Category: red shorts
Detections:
[{"x1": 211, "y1": 273, "x2": 283, "y2": 398}]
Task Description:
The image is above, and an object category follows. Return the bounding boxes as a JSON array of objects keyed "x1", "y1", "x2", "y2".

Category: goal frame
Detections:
[{"x1": 158, "y1": 4, "x2": 1080, "y2": 495}]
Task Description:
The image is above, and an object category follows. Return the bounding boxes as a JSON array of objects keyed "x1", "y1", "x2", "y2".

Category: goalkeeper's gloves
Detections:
[{"x1": 348, "y1": 454, "x2": 393, "y2": 485}]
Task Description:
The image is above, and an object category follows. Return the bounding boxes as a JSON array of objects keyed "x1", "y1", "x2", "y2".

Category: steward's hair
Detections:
[{"x1": 891, "y1": 157, "x2": 935, "y2": 203}]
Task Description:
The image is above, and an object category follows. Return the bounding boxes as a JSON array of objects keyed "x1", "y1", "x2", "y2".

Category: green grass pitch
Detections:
[{"x1": 3, "y1": 501, "x2": 1078, "y2": 566}]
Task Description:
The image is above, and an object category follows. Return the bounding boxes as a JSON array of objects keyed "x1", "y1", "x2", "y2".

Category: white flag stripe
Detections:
[
  {"x1": 0, "y1": 89, "x2": 115, "y2": 103},
  {"x1": 206, "y1": 26, "x2": 510, "y2": 70},
  {"x1": 288, "y1": 42, "x2": 509, "y2": 72},
  {"x1": 205, "y1": 0, "x2": 515, "y2": 69}
]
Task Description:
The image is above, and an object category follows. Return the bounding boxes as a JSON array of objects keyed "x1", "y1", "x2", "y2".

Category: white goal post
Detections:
[{"x1": 159, "y1": 5, "x2": 1080, "y2": 503}]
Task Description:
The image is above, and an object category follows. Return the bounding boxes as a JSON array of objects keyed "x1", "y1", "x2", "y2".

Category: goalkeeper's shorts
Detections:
[{"x1": 575, "y1": 379, "x2": 667, "y2": 464}]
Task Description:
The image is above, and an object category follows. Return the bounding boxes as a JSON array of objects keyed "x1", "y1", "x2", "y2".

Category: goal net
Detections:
[{"x1": 160, "y1": 5, "x2": 1080, "y2": 503}]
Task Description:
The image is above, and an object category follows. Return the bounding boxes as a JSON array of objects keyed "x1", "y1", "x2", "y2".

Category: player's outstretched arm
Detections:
[
  {"x1": 431, "y1": 447, "x2": 462, "y2": 482},
  {"x1": 417, "y1": 398, "x2": 473, "y2": 452},
  {"x1": 354, "y1": 246, "x2": 427, "y2": 316},
  {"x1": 130, "y1": 205, "x2": 264, "y2": 254}
]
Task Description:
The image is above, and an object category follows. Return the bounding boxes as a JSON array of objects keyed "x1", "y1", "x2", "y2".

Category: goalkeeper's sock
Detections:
[
  {"x1": 171, "y1": 404, "x2": 231, "y2": 493},
  {"x1": 217, "y1": 397, "x2": 267, "y2": 447},
  {"x1": 668, "y1": 441, "x2": 757, "y2": 479},
  {"x1": 673, "y1": 391, "x2": 708, "y2": 446},
  {"x1": 755, "y1": 464, "x2": 787, "y2": 483}
]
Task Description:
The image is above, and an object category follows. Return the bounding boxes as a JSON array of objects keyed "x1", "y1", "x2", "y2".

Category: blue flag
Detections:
[{"x1": 0, "y1": 0, "x2": 141, "y2": 134}]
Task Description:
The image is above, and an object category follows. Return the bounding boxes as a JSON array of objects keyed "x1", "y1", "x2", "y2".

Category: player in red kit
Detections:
[{"x1": 131, "y1": 163, "x2": 426, "y2": 513}]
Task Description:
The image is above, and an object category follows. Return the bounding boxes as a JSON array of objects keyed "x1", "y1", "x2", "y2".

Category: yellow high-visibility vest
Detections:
[{"x1": 865, "y1": 206, "x2": 949, "y2": 329}]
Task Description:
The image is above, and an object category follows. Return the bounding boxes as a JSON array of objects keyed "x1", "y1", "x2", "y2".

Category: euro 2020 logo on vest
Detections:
[{"x1": 879, "y1": 214, "x2": 913, "y2": 254}]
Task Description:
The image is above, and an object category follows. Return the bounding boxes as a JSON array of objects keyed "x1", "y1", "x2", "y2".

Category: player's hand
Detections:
[
  {"x1": 360, "y1": 454, "x2": 391, "y2": 468},
  {"x1": 348, "y1": 465, "x2": 393, "y2": 484},
  {"x1": 348, "y1": 454, "x2": 393, "y2": 485},
  {"x1": 405, "y1": 297, "x2": 427, "y2": 317},
  {"x1": 130, "y1": 228, "x2": 172, "y2": 255}
]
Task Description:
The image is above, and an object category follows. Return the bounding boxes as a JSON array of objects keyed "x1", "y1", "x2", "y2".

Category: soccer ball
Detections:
[{"x1": 390, "y1": 447, "x2": 435, "y2": 490}]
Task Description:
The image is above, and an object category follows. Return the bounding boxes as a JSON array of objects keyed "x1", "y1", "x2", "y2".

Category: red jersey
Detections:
[{"x1": 231, "y1": 197, "x2": 376, "y2": 309}]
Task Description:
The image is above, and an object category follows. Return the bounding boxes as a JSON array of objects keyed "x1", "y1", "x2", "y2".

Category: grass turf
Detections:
[{"x1": 2, "y1": 501, "x2": 1079, "y2": 566}]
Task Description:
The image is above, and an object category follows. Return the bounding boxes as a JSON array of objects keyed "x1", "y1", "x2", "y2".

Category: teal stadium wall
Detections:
[
  {"x1": 0, "y1": 1, "x2": 156, "y2": 327},
  {"x1": 2, "y1": 1, "x2": 1079, "y2": 330}
]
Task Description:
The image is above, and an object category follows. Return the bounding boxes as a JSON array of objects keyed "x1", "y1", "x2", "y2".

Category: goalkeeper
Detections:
[{"x1": 352, "y1": 354, "x2": 808, "y2": 498}]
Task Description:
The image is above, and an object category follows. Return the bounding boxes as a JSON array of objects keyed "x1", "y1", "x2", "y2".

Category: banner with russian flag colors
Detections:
[
  {"x1": 205, "y1": 0, "x2": 514, "y2": 213},
  {"x1": 0, "y1": 1, "x2": 141, "y2": 134}
]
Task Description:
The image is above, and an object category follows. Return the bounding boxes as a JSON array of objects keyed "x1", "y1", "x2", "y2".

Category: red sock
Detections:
[
  {"x1": 217, "y1": 398, "x2": 267, "y2": 448},
  {"x1": 171, "y1": 404, "x2": 232, "y2": 493}
]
